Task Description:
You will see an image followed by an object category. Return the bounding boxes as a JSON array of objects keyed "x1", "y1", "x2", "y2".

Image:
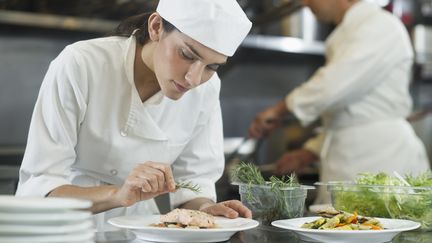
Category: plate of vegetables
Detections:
[{"x1": 272, "y1": 210, "x2": 420, "y2": 243}]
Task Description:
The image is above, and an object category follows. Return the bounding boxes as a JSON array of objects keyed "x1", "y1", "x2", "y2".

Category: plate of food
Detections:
[
  {"x1": 108, "y1": 208, "x2": 259, "y2": 242},
  {"x1": 272, "y1": 210, "x2": 420, "y2": 243}
]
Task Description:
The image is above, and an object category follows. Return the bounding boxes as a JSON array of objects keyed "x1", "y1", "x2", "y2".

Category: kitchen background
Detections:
[{"x1": 0, "y1": 0, "x2": 431, "y2": 207}]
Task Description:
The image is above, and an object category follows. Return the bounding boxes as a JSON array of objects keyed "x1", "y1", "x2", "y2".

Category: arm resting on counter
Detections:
[{"x1": 47, "y1": 184, "x2": 123, "y2": 214}]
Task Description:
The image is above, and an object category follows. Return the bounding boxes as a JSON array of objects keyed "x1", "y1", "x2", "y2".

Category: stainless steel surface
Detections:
[
  {"x1": 95, "y1": 228, "x2": 432, "y2": 243},
  {"x1": 242, "y1": 35, "x2": 325, "y2": 55},
  {"x1": 0, "y1": 10, "x2": 118, "y2": 32}
]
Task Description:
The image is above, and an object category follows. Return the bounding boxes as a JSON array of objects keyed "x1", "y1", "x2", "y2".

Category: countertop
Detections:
[{"x1": 96, "y1": 227, "x2": 432, "y2": 243}]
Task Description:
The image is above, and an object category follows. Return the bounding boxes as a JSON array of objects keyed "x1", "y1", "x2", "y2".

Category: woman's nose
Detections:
[{"x1": 185, "y1": 62, "x2": 204, "y2": 88}]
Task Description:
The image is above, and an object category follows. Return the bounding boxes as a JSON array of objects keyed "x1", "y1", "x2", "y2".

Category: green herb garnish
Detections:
[
  {"x1": 333, "y1": 171, "x2": 432, "y2": 230},
  {"x1": 231, "y1": 161, "x2": 303, "y2": 225},
  {"x1": 175, "y1": 181, "x2": 201, "y2": 193}
]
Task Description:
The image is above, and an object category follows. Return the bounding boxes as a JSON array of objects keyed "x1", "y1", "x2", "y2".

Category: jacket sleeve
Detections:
[
  {"x1": 16, "y1": 46, "x2": 87, "y2": 197},
  {"x1": 169, "y1": 84, "x2": 225, "y2": 208},
  {"x1": 286, "y1": 20, "x2": 413, "y2": 126}
]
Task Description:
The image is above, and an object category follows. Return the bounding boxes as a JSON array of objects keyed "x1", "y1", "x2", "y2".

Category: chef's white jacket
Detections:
[
  {"x1": 286, "y1": 1, "x2": 430, "y2": 203},
  {"x1": 16, "y1": 34, "x2": 225, "y2": 231}
]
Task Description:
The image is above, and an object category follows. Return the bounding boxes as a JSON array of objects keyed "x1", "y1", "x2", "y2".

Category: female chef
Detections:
[{"x1": 16, "y1": 0, "x2": 252, "y2": 231}]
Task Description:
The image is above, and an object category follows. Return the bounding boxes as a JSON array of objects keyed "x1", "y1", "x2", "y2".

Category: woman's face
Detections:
[{"x1": 148, "y1": 17, "x2": 227, "y2": 100}]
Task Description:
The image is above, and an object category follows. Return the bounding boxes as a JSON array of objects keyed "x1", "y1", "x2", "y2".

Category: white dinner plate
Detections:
[
  {"x1": 272, "y1": 217, "x2": 421, "y2": 243},
  {"x1": 109, "y1": 215, "x2": 259, "y2": 242},
  {"x1": 0, "y1": 211, "x2": 91, "y2": 224},
  {"x1": 0, "y1": 220, "x2": 93, "y2": 235},
  {"x1": 0, "y1": 196, "x2": 92, "y2": 212},
  {"x1": 0, "y1": 230, "x2": 94, "y2": 243}
]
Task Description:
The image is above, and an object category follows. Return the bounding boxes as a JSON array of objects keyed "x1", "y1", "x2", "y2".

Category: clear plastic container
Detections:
[
  {"x1": 233, "y1": 182, "x2": 314, "y2": 226},
  {"x1": 316, "y1": 181, "x2": 432, "y2": 231}
]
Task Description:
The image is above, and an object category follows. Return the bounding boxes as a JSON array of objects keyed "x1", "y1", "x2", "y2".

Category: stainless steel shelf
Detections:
[
  {"x1": 242, "y1": 34, "x2": 325, "y2": 56},
  {"x1": 0, "y1": 10, "x2": 118, "y2": 33},
  {"x1": 0, "y1": 146, "x2": 25, "y2": 156}
]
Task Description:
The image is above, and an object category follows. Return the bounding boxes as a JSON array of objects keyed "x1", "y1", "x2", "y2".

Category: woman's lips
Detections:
[{"x1": 173, "y1": 81, "x2": 189, "y2": 93}]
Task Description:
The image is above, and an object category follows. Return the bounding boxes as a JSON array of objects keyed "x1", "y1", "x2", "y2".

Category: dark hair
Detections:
[{"x1": 109, "y1": 12, "x2": 176, "y2": 46}]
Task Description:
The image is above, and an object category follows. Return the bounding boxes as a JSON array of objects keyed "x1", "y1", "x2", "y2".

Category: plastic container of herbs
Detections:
[
  {"x1": 316, "y1": 178, "x2": 432, "y2": 231},
  {"x1": 234, "y1": 182, "x2": 314, "y2": 226}
]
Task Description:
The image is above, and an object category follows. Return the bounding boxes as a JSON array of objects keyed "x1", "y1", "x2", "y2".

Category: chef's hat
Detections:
[{"x1": 156, "y1": 0, "x2": 252, "y2": 56}]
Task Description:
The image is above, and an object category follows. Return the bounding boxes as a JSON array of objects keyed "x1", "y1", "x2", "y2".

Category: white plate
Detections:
[
  {"x1": 109, "y1": 215, "x2": 259, "y2": 242},
  {"x1": 0, "y1": 220, "x2": 93, "y2": 235},
  {"x1": 0, "y1": 196, "x2": 92, "y2": 212},
  {"x1": 0, "y1": 211, "x2": 91, "y2": 224},
  {"x1": 0, "y1": 230, "x2": 94, "y2": 243},
  {"x1": 272, "y1": 217, "x2": 421, "y2": 243}
]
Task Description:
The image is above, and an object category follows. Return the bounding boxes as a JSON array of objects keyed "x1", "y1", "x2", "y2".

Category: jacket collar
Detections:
[{"x1": 121, "y1": 31, "x2": 168, "y2": 141}]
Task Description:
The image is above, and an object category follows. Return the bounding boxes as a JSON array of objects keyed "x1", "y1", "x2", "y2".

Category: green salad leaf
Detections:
[{"x1": 332, "y1": 171, "x2": 432, "y2": 231}]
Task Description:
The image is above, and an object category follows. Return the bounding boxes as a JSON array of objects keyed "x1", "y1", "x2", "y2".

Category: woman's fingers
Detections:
[
  {"x1": 145, "y1": 162, "x2": 176, "y2": 192},
  {"x1": 202, "y1": 200, "x2": 252, "y2": 219},
  {"x1": 132, "y1": 162, "x2": 175, "y2": 193},
  {"x1": 221, "y1": 200, "x2": 252, "y2": 218},
  {"x1": 203, "y1": 203, "x2": 238, "y2": 218}
]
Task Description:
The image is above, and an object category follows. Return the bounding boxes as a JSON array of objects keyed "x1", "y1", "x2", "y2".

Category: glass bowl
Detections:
[
  {"x1": 233, "y1": 182, "x2": 314, "y2": 226},
  {"x1": 316, "y1": 181, "x2": 432, "y2": 231}
]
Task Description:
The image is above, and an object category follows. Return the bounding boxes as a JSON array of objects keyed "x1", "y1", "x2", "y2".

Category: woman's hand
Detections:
[
  {"x1": 199, "y1": 200, "x2": 252, "y2": 219},
  {"x1": 249, "y1": 101, "x2": 288, "y2": 139},
  {"x1": 114, "y1": 161, "x2": 177, "y2": 207}
]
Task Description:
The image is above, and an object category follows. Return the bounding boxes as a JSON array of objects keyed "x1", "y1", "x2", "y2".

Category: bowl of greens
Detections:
[
  {"x1": 231, "y1": 162, "x2": 314, "y2": 226},
  {"x1": 317, "y1": 172, "x2": 432, "y2": 231}
]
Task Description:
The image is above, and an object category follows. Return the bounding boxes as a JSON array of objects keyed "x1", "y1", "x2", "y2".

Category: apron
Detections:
[{"x1": 315, "y1": 118, "x2": 430, "y2": 204}]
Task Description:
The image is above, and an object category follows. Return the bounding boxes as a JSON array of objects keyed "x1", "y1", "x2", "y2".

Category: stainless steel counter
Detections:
[{"x1": 96, "y1": 228, "x2": 432, "y2": 243}]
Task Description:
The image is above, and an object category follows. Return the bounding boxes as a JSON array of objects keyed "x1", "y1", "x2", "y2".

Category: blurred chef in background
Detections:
[
  {"x1": 16, "y1": 0, "x2": 252, "y2": 231},
  {"x1": 249, "y1": 0, "x2": 430, "y2": 203}
]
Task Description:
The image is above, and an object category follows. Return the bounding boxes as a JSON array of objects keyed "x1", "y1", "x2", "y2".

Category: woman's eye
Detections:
[{"x1": 181, "y1": 50, "x2": 194, "y2": 61}]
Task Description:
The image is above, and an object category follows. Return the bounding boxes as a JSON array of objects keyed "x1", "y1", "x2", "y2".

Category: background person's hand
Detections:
[
  {"x1": 114, "y1": 161, "x2": 176, "y2": 207},
  {"x1": 275, "y1": 149, "x2": 319, "y2": 175},
  {"x1": 199, "y1": 200, "x2": 252, "y2": 219},
  {"x1": 249, "y1": 105, "x2": 284, "y2": 139}
]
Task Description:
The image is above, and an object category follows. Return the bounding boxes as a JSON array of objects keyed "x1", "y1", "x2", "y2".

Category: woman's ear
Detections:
[{"x1": 148, "y1": 13, "x2": 164, "y2": 41}]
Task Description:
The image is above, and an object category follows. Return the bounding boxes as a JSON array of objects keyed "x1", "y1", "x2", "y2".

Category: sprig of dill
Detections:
[{"x1": 175, "y1": 181, "x2": 201, "y2": 193}]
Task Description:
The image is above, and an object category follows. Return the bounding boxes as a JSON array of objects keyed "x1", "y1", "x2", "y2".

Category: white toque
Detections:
[{"x1": 156, "y1": 0, "x2": 252, "y2": 56}]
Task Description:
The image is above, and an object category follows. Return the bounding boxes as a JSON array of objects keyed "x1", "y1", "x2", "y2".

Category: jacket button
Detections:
[
  {"x1": 110, "y1": 169, "x2": 118, "y2": 175},
  {"x1": 120, "y1": 130, "x2": 128, "y2": 137}
]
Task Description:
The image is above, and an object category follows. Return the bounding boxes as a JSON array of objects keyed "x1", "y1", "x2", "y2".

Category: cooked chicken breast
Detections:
[{"x1": 160, "y1": 208, "x2": 215, "y2": 228}]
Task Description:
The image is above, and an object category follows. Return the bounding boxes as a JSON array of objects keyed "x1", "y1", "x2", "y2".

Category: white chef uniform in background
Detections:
[{"x1": 287, "y1": 1, "x2": 431, "y2": 203}]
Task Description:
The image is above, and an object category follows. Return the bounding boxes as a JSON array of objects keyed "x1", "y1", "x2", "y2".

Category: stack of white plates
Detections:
[{"x1": 0, "y1": 195, "x2": 95, "y2": 243}]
